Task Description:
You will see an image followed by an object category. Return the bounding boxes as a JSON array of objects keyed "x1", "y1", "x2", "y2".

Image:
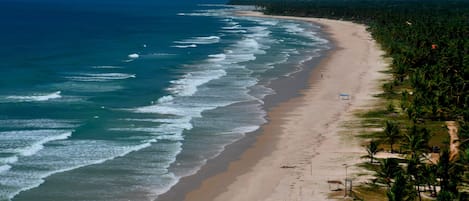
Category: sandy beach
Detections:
[{"x1": 161, "y1": 11, "x2": 387, "y2": 201}]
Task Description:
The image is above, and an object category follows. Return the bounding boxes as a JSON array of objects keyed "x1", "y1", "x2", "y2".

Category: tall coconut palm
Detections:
[
  {"x1": 437, "y1": 148, "x2": 463, "y2": 198},
  {"x1": 387, "y1": 173, "x2": 417, "y2": 201},
  {"x1": 377, "y1": 158, "x2": 402, "y2": 187},
  {"x1": 384, "y1": 120, "x2": 400, "y2": 153},
  {"x1": 438, "y1": 148, "x2": 452, "y2": 192},
  {"x1": 421, "y1": 164, "x2": 438, "y2": 197},
  {"x1": 366, "y1": 140, "x2": 380, "y2": 163},
  {"x1": 407, "y1": 154, "x2": 423, "y2": 201},
  {"x1": 402, "y1": 125, "x2": 430, "y2": 158}
]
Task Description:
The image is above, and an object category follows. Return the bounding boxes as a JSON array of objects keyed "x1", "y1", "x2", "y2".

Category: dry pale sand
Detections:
[{"x1": 183, "y1": 11, "x2": 388, "y2": 201}]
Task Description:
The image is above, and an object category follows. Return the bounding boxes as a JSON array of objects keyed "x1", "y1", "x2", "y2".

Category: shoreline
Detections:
[{"x1": 157, "y1": 11, "x2": 386, "y2": 201}]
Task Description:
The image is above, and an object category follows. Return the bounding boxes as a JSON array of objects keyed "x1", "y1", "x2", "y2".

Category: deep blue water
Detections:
[{"x1": 0, "y1": 1, "x2": 330, "y2": 200}]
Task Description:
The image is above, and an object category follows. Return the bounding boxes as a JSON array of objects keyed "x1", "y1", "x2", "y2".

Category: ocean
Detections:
[{"x1": 0, "y1": 1, "x2": 330, "y2": 200}]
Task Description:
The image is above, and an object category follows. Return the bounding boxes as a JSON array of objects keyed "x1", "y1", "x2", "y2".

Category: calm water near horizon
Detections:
[{"x1": 0, "y1": 1, "x2": 330, "y2": 200}]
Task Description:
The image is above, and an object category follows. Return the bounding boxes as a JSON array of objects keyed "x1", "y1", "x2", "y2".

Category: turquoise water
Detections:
[{"x1": 0, "y1": 1, "x2": 329, "y2": 200}]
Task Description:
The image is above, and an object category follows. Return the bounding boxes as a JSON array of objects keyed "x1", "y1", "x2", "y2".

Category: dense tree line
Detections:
[{"x1": 229, "y1": 0, "x2": 469, "y2": 200}]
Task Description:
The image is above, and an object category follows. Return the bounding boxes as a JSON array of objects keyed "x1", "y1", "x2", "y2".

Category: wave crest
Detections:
[
  {"x1": 174, "y1": 36, "x2": 220, "y2": 45},
  {"x1": 5, "y1": 91, "x2": 62, "y2": 102}
]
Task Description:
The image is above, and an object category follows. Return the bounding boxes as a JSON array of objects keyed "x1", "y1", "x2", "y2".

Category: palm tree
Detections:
[
  {"x1": 384, "y1": 120, "x2": 400, "y2": 153},
  {"x1": 402, "y1": 125, "x2": 430, "y2": 158},
  {"x1": 377, "y1": 158, "x2": 402, "y2": 187},
  {"x1": 393, "y1": 57, "x2": 408, "y2": 83},
  {"x1": 437, "y1": 190, "x2": 454, "y2": 201},
  {"x1": 421, "y1": 164, "x2": 438, "y2": 197},
  {"x1": 387, "y1": 173, "x2": 417, "y2": 201},
  {"x1": 407, "y1": 154, "x2": 423, "y2": 201},
  {"x1": 366, "y1": 140, "x2": 380, "y2": 163},
  {"x1": 438, "y1": 148, "x2": 451, "y2": 193},
  {"x1": 437, "y1": 148, "x2": 463, "y2": 199}
]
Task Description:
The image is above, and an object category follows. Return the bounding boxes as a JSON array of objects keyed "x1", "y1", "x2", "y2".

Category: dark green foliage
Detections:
[
  {"x1": 384, "y1": 120, "x2": 400, "y2": 153},
  {"x1": 421, "y1": 164, "x2": 439, "y2": 198},
  {"x1": 387, "y1": 102, "x2": 395, "y2": 113},
  {"x1": 387, "y1": 174, "x2": 417, "y2": 201},
  {"x1": 366, "y1": 140, "x2": 379, "y2": 163},
  {"x1": 377, "y1": 158, "x2": 402, "y2": 187},
  {"x1": 402, "y1": 125, "x2": 430, "y2": 157},
  {"x1": 437, "y1": 148, "x2": 464, "y2": 199},
  {"x1": 437, "y1": 190, "x2": 454, "y2": 201}
]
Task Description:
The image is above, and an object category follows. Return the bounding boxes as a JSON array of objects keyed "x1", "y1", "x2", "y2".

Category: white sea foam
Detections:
[
  {"x1": 259, "y1": 20, "x2": 279, "y2": 26},
  {"x1": 222, "y1": 25, "x2": 241, "y2": 30},
  {"x1": 134, "y1": 118, "x2": 191, "y2": 130},
  {"x1": 246, "y1": 26, "x2": 271, "y2": 38},
  {"x1": 56, "y1": 81, "x2": 124, "y2": 93},
  {"x1": 249, "y1": 85, "x2": 276, "y2": 100},
  {"x1": 208, "y1": 54, "x2": 226, "y2": 62},
  {"x1": 142, "y1": 53, "x2": 176, "y2": 59},
  {"x1": 311, "y1": 36, "x2": 329, "y2": 45},
  {"x1": 224, "y1": 125, "x2": 261, "y2": 136},
  {"x1": 156, "y1": 95, "x2": 174, "y2": 104},
  {"x1": 168, "y1": 69, "x2": 227, "y2": 96},
  {"x1": 197, "y1": 3, "x2": 233, "y2": 7},
  {"x1": 156, "y1": 135, "x2": 184, "y2": 141},
  {"x1": 247, "y1": 26, "x2": 268, "y2": 32},
  {"x1": 121, "y1": 118, "x2": 188, "y2": 125},
  {"x1": 281, "y1": 22, "x2": 330, "y2": 46},
  {"x1": 284, "y1": 48, "x2": 300, "y2": 55},
  {"x1": 111, "y1": 123, "x2": 189, "y2": 142},
  {"x1": 0, "y1": 156, "x2": 18, "y2": 164},
  {"x1": 128, "y1": 53, "x2": 139, "y2": 59},
  {"x1": 120, "y1": 118, "x2": 160, "y2": 122},
  {"x1": 225, "y1": 38, "x2": 264, "y2": 62},
  {"x1": 0, "y1": 119, "x2": 77, "y2": 129},
  {"x1": 134, "y1": 105, "x2": 184, "y2": 116},
  {"x1": 222, "y1": 30, "x2": 247, "y2": 33},
  {"x1": 91, "y1": 65, "x2": 123, "y2": 69},
  {"x1": 236, "y1": 38, "x2": 260, "y2": 50},
  {"x1": 177, "y1": 12, "x2": 216, "y2": 17},
  {"x1": 174, "y1": 36, "x2": 220, "y2": 45},
  {"x1": 0, "y1": 130, "x2": 72, "y2": 156},
  {"x1": 171, "y1": 44, "x2": 197, "y2": 48},
  {"x1": 0, "y1": 139, "x2": 155, "y2": 201},
  {"x1": 150, "y1": 53, "x2": 174, "y2": 56},
  {"x1": 227, "y1": 53, "x2": 256, "y2": 63},
  {"x1": 283, "y1": 23, "x2": 305, "y2": 33},
  {"x1": 5, "y1": 91, "x2": 62, "y2": 102},
  {"x1": 0, "y1": 165, "x2": 11, "y2": 173},
  {"x1": 19, "y1": 132, "x2": 72, "y2": 156},
  {"x1": 240, "y1": 16, "x2": 278, "y2": 26},
  {"x1": 66, "y1": 73, "x2": 136, "y2": 82}
]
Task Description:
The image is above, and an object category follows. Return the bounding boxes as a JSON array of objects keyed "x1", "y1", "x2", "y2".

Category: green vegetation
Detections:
[
  {"x1": 366, "y1": 140, "x2": 380, "y2": 164},
  {"x1": 229, "y1": 0, "x2": 469, "y2": 200}
]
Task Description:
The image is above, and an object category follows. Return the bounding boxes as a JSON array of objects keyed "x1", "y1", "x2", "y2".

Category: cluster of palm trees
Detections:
[
  {"x1": 228, "y1": 0, "x2": 469, "y2": 200},
  {"x1": 367, "y1": 122, "x2": 464, "y2": 200}
]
